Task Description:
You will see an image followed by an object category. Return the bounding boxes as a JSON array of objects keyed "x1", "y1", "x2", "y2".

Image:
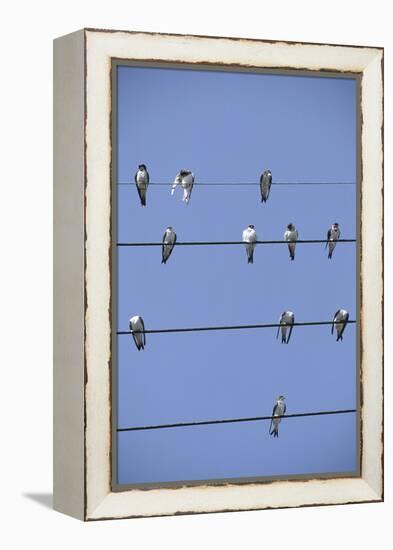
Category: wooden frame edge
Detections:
[{"x1": 52, "y1": 28, "x2": 383, "y2": 521}]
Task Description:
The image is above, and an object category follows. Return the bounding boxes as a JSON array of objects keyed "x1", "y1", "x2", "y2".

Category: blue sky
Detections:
[{"x1": 115, "y1": 65, "x2": 357, "y2": 484}]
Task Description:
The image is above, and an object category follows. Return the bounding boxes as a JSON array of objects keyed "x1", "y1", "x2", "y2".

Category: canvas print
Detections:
[{"x1": 112, "y1": 63, "x2": 358, "y2": 487}]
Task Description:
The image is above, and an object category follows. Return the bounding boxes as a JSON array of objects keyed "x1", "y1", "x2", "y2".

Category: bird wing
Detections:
[
  {"x1": 162, "y1": 231, "x2": 167, "y2": 261},
  {"x1": 131, "y1": 333, "x2": 139, "y2": 349},
  {"x1": 287, "y1": 319, "x2": 294, "y2": 343},
  {"x1": 266, "y1": 173, "x2": 272, "y2": 196},
  {"x1": 282, "y1": 404, "x2": 287, "y2": 415},
  {"x1": 339, "y1": 315, "x2": 349, "y2": 338},
  {"x1": 186, "y1": 174, "x2": 195, "y2": 200},
  {"x1": 326, "y1": 228, "x2": 331, "y2": 249},
  {"x1": 140, "y1": 317, "x2": 146, "y2": 346},
  {"x1": 259, "y1": 174, "x2": 265, "y2": 200},
  {"x1": 269, "y1": 404, "x2": 279, "y2": 433},
  {"x1": 188, "y1": 179, "x2": 194, "y2": 200},
  {"x1": 332, "y1": 309, "x2": 341, "y2": 333},
  {"x1": 276, "y1": 314, "x2": 283, "y2": 338},
  {"x1": 130, "y1": 319, "x2": 139, "y2": 349},
  {"x1": 171, "y1": 173, "x2": 181, "y2": 194},
  {"x1": 134, "y1": 171, "x2": 145, "y2": 203}
]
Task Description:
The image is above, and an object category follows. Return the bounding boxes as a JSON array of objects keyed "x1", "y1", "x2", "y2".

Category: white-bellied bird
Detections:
[
  {"x1": 129, "y1": 315, "x2": 146, "y2": 351},
  {"x1": 326, "y1": 222, "x2": 341, "y2": 259},
  {"x1": 331, "y1": 309, "x2": 349, "y2": 341},
  {"x1": 161, "y1": 226, "x2": 177, "y2": 264},
  {"x1": 260, "y1": 169, "x2": 272, "y2": 203},
  {"x1": 171, "y1": 169, "x2": 195, "y2": 204},
  {"x1": 242, "y1": 224, "x2": 258, "y2": 264},
  {"x1": 284, "y1": 223, "x2": 298, "y2": 260},
  {"x1": 277, "y1": 311, "x2": 295, "y2": 344},
  {"x1": 269, "y1": 396, "x2": 286, "y2": 438},
  {"x1": 134, "y1": 164, "x2": 149, "y2": 206}
]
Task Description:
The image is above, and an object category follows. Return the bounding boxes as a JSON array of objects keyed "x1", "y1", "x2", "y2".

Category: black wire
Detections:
[
  {"x1": 118, "y1": 182, "x2": 356, "y2": 186},
  {"x1": 119, "y1": 320, "x2": 355, "y2": 335},
  {"x1": 117, "y1": 409, "x2": 357, "y2": 432},
  {"x1": 118, "y1": 239, "x2": 356, "y2": 247}
]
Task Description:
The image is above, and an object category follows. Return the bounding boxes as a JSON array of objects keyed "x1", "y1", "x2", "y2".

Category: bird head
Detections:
[
  {"x1": 287, "y1": 223, "x2": 295, "y2": 230},
  {"x1": 138, "y1": 164, "x2": 147, "y2": 170},
  {"x1": 180, "y1": 169, "x2": 190, "y2": 177},
  {"x1": 277, "y1": 395, "x2": 286, "y2": 403},
  {"x1": 249, "y1": 224, "x2": 255, "y2": 229},
  {"x1": 129, "y1": 315, "x2": 139, "y2": 326},
  {"x1": 333, "y1": 223, "x2": 340, "y2": 229}
]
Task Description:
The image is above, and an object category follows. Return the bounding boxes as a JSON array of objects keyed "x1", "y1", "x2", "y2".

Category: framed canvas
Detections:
[{"x1": 53, "y1": 28, "x2": 384, "y2": 520}]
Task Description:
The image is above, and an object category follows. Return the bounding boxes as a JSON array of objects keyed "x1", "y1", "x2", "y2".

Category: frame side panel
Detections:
[
  {"x1": 360, "y1": 52, "x2": 384, "y2": 498},
  {"x1": 53, "y1": 29, "x2": 86, "y2": 520}
]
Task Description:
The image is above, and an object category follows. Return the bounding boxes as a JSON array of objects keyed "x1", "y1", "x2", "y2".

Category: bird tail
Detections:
[
  {"x1": 133, "y1": 334, "x2": 143, "y2": 351},
  {"x1": 161, "y1": 258, "x2": 166, "y2": 264},
  {"x1": 281, "y1": 332, "x2": 286, "y2": 344},
  {"x1": 269, "y1": 424, "x2": 279, "y2": 437},
  {"x1": 136, "y1": 186, "x2": 146, "y2": 206},
  {"x1": 288, "y1": 244, "x2": 295, "y2": 260},
  {"x1": 248, "y1": 249, "x2": 254, "y2": 264}
]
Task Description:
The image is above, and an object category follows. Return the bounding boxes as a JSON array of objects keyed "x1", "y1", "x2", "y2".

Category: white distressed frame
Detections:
[{"x1": 54, "y1": 29, "x2": 383, "y2": 521}]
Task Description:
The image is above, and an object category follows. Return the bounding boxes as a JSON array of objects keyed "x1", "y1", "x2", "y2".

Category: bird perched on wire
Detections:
[
  {"x1": 171, "y1": 169, "x2": 195, "y2": 204},
  {"x1": 161, "y1": 226, "x2": 177, "y2": 264},
  {"x1": 269, "y1": 396, "x2": 286, "y2": 438},
  {"x1": 242, "y1": 224, "x2": 258, "y2": 264},
  {"x1": 259, "y1": 169, "x2": 272, "y2": 203},
  {"x1": 277, "y1": 311, "x2": 295, "y2": 344},
  {"x1": 331, "y1": 309, "x2": 349, "y2": 341},
  {"x1": 284, "y1": 223, "x2": 298, "y2": 260},
  {"x1": 129, "y1": 315, "x2": 146, "y2": 351},
  {"x1": 326, "y1": 222, "x2": 341, "y2": 259},
  {"x1": 134, "y1": 164, "x2": 149, "y2": 206}
]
